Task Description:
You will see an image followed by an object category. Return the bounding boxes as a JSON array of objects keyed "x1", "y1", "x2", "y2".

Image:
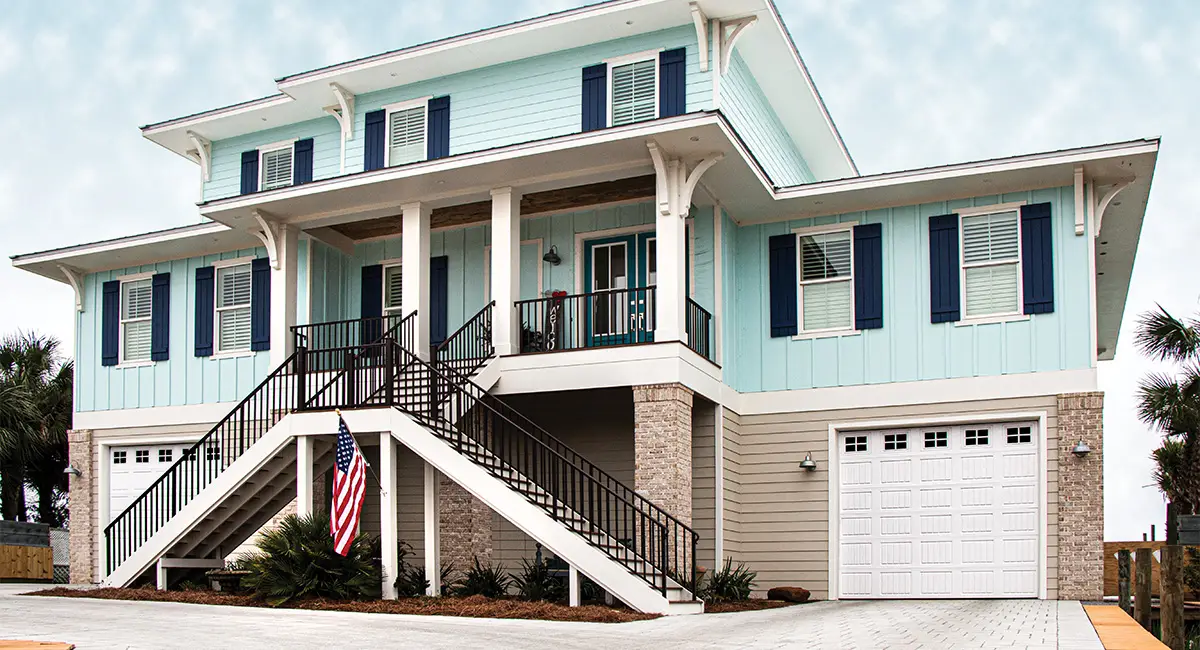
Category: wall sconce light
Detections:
[
  {"x1": 799, "y1": 453, "x2": 817, "y2": 472},
  {"x1": 1071, "y1": 439, "x2": 1092, "y2": 458},
  {"x1": 542, "y1": 245, "x2": 562, "y2": 266},
  {"x1": 63, "y1": 464, "x2": 82, "y2": 477}
]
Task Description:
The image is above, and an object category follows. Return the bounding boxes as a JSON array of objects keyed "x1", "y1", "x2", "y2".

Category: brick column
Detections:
[
  {"x1": 438, "y1": 478, "x2": 492, "y2": 571},
  {"x1": 67, "y1": 429, "x2": 95, "y2": 584},
  {"x1": 633, "y1": 383, "x2": 694, "y2": 526},
  {"x1": 1057, "y1": 391, "x2": 1104, "y2": 600}
]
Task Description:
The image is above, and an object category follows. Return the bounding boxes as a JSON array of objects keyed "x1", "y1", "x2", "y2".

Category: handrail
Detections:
[
  {"x1": 104, "y1": 350, "x2": 301, "y2": 575},
  {"x1": 684, "y1": 298, "x2": 713, "y2": 361},
  {"x1": 432, "y1": 301, "x2": 494, "y2": 377},
  {"x1": 515, "y1": 286, "x2": 656, "y2": 353}
]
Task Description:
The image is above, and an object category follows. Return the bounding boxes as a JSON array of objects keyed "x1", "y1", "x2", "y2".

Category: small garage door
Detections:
[
  {"x1": 109, "y1": 443, "x2": 192, "y2": 518},
  {"x1": 838, "y1": 422, "x2": 1040, "y2": 599}
]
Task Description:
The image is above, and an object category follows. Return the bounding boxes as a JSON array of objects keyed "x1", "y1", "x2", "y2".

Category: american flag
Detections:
[{"x1": 330, "y1": 415, "x2": 366, "y2": 556}]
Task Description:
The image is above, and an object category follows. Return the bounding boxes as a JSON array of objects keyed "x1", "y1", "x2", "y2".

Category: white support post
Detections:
[
  {"x1": 490, "y1": 187, "x2": 522, "y2": 356},
  {"x1": 379, "y1": 433, "x2": 398, "y2": 600},
  {"x1": 296, "y1": 435, "x2": 314, "y2": 519},
  {"x1": 423, "y1": 462, "x2": 441, "y2": 597},
  {"x1": 402, "y1": 202, "x2": 432, "y2": 359},
  {"x1": 270, "y1": 223, "x2": 299, "y2": 369},
  {"x1": 713, "y1": 403, "x2": 725, "y2": 569},
  {"x1": 569, "y1": 565, "x2": 581, "y2": 607},
  {"x1": 156, "y1": 560, "x2": 168, "y2": 591}
]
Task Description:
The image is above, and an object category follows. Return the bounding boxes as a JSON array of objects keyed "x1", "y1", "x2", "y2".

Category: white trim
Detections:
[
  {"x1": 712, "y1": 203, "x2": 723, "y2": 365},
  {"x1": 76, "y1": 403, "x2": 233, "y2": 431},
  {"x1": 209, "y1": 350, "x2": 256, "y2": 361},
  {"x1": 256, "y1": 138, "x2": 298, "y2": 153},
  {"x1": 606, "y1": 50, "x2": 661, "y2": 129},
  {"x1": 710, "y1": 17, "x2": 722, "y2": 109},
  {"x1": 717, "y1": 16, "x2": 757, "y2": 76},
  {"x1": 210, "y1": 255, "x2": 256, "y2": 269},
  {"x1": 689, "y1": 3, "x2": 709, "y2": 73},
  {"x1": 382, "y1": 260, "x2": 404, "y2": 315},
  {"x1": 958, "y1": 207, "x2": 1024, "y2": 320},
  {"x1": 185, "y1": 131, "x2": 212, "y2": 183},
  {"x1": 383, "y1": 97, "x2": 431, "y2": 169},
  {"x1": 572, "y1": 224, "x2": 655, "y2": 295},
  {"x1": 14, "y1": 222, "x2": 235, "y2": 268},
  {"x1": 258, "y1": 143, "x2": 296, "y2": 192},
  {"x1": 790, "y1": 329, "x2": 859, "y2": 342},
  {"x1": 791, "y1": 223, "x2": 857, "y2": 336},
  {"x1": 601, "y1": 48, "x2": 663, "y2": 67},
  {"x1": 1086, "y1": 180, "x2": 1099, "y2": 366},
  {"x1": 57, "y1": 264, "x2": 86, "y2": 312},
  {"x1": 114, "y1": 361, "x2": 154, "y2": 370},
  {"x1": 954, "y1": 314, "x2": 1030, "y2": 327},
  {"x1": 118, "y1": 276, "x2": 154, "y2": 365},
  {"x1": 380, "y1": 96, "x2": 434, "y2": 113},
  {"x1": 116, "y1": 271, "x2": 155, "y2": 282},
  {"x1": 826, "y1": 410, "x2": 1049, "y2": 600},
  {"x1": 213, "y1": 261, "x2": 254, "y2": 355},
  {"x1": 955, "y1": 200, "x2": 1027, "y2": 216},
  {"x1": 790, "y1": 221, "x2": 858, "y2": 238}
]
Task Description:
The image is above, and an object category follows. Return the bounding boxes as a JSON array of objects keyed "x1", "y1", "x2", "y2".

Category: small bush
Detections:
[
  {"x1": 512, "y1": 557, "x2": 565, "y2": 602},
  {"x1": 395, "y1": 562, "x2": 456, "y2": 598},
  {"x1": 242, "y1": 511, "x2": 381, "y2": 606},
  {"x1": 696, "y1": 558, "x2": 755, "y2": 603},
  {"x1": 451, "y1": 557, "x2": 511, "y2": 598}
]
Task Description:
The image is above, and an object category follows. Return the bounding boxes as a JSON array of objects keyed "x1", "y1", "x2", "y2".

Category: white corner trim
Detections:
[
  {"x1": 75, "y1": 402, "x2": 241, "y2": 430},
  {"x1": 1074, "y1": 165, "x2": 1086, "y2": 236},
  {"x1": 689, "y1": 3, "x2": 709, "y2": 73},
  {"x1": 57, "y1": 264, "x2": 86, "y2": 312}
]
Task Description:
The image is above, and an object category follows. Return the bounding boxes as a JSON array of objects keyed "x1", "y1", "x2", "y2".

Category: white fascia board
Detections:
[
  {"x1": 11, "y1": 222, "x2": 232, "y2": 268},
  {"x1": 75, "y1": 402, "x2": 239, "y2": 430}
]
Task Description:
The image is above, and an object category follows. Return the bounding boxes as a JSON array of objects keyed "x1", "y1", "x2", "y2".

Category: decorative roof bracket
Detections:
[
  {"x1": 57, "y1": 264, "x2": 86, "y2": 312},
  {"x1": 252, "y1": 210, "x2": 283, "y2": 270},
  {"x1": 690, "y1": 3, "x2": 710, "y2": 73},
  {"x1": 647, "y1": 141, "x2": 724, "y2": 217},
  {"x1": 1093, "y1": 179, "x2": 1133, "y2": 238},
  {"x1": 325, "y1": 83, "x2": 356, "y2": 174},
  {"x1": 186, "y1": 131, "x2": 212, "y2": 183},
  {"x1": 719, "y1": 16, "x2": 757, "y2": 75}
]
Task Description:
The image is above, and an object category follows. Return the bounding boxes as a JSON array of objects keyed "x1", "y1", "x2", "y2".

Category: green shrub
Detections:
[
  {"x1": 696, "y1": 557, "x2": 755, "y2": 603},
  {"x1": 451, "y1": 557, "x2": 511, "y2": 598},
  {"x1": 512, "y1": 557, "x2": 565, "y2": 602},
  {"x1": 394, "y1": 557, "x2": 456, "y2": 598},
  {"x1": 241, "y1": 511, "x2": 381, "y2": 606}
]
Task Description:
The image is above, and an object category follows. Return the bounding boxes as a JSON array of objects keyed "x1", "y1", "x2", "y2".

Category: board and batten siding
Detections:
[
  {"x1": 75, "y1": 247, "x2": 275, "y2": 412},
  {"x1": 720, "y1": 52, "x2": 814, "y2": 187},
  {"x1": 724, "y1": 394, "x2": 1060, "y2": 600},
  {"x1": 724, "y1": 187, "x2": 1091, "y2": 393},
  {"x1": 202, "y1": 27, "x2": 712, "y2": 202}
]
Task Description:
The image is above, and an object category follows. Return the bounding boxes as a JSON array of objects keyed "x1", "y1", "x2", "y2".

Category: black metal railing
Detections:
[
  {"x1": 292, "y1": 313, "x2": 416, "y2": 410},
  {"x1": 104, "y1": 351, "x2": 301, "y2": 576},
  {"x1": 433, "y1": 301, "x2": 494, "y2": 377},
  {"x1": 685, "y1": 298, "x2": 713, "y2": 362},
  {"x1": 515, "y1": 287, "x2": 656, "y2": 353},
  {"x1": 291, "y1": 313, "x2": 413, "y2": 368}
]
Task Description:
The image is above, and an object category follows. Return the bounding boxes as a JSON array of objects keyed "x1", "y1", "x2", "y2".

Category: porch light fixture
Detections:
[
  {"x1": 63, "y1": 464, "x2": 82, "y2": 477},
  {"x1": 799, "y1": 453, "x2": 817, "y2": 472},
  {"x1": 542, "y1": 245, "x2": 562, "y2": 266},
  {"x1": 1071, "y1": 439, "x2": 1092, "y2": 458}
]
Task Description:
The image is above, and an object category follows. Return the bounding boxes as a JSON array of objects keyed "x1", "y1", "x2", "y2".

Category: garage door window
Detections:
[
  {"x1": 1007, "y1": 426, "x2": 1032, "y2": 444},
  {"x1": 112, "y1": 450, "x2": 127, "y2": 464},
  {"x1": 135, "y1": 450, "x2": 149, "y2": 463},
  {"x1": 965, "y1": 428, "x2": 989, "y2": 446},
  {"x1": 845, "y1": 435, "x2": 867, "y2": 453},
  {"x1": 883, "y1": 433, "x2": 907, "y2": 450},
  {"x1": 923, "y1": 431, "x2": 948, "y2": 448},
  {"x1": 159, "y1": 449, "x2": 173, "y2": 463}
]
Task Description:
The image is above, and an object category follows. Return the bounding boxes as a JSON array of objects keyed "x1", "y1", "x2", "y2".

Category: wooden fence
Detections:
[
  {"x1": 1104, "y1": 541, "x2": 1200, "y2": 598},
  {"x1": 0, "y1": 521, "x2": 52, "y2": 582}
]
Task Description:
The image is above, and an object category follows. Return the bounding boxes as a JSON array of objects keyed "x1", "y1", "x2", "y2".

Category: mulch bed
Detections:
[{"x1": 703, "y1": 599, "x2": 798, "y2": 614}]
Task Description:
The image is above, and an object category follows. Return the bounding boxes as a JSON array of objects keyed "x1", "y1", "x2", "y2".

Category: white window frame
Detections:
[
  {"x1": 212, "y1": 257, "x2": 255, "y2": 357},
  {"x1": 605, "y1": 49, "x2": 662, "y2": 128},
  {"x1": 957, "y1": 202, "x2": 1026, "y2": 324},
  {"x1": 382, "y1": 97, "x2": 432, "y2": 168},
  {"x1": 381, "y1": 259, "x2": 404, "y2": 316},
  {"x1": 791, "y1": 223, "x2": 858, "y2": 339},
  {"x1": 117, "y1": 272, "x2": 155, "y2": 367},
  {"x1": 257, "y1": 139, "x2": 297, "y2": 192}
]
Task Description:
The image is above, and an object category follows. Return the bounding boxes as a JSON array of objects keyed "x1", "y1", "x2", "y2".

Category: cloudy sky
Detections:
[{"x1": 0, "y1": 0, "x2": 1194, "y2": 540}]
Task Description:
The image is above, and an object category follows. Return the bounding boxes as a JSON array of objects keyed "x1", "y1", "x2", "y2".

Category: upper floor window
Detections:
[
  {"x1": 386, "y1": 99, "x2": 428, "y2": 167},
  {"x1": 797, "y1": 229, "x2": 853, "y2": 333},
  {"x1": 609, "y1": 53, "x2": 658, "y2": 127},
  {"x1": 120, "y1": 277, "x2": 153, "y2": 363},
  {"x1": 259, "y1": 144, "x2": 294, "y2": 191},
  {"x1": 384, "y1": 264, "x2": 403, "y2": 315},
  {"x1": 961, "y1": 209, "x2": 1020, "y2": 318},
  {"x1": 216, "y1": 263, "x2": 252, "y2": 353}
]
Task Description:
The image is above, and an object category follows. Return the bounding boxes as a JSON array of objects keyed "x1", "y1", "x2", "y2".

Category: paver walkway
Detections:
[{"x1": 0, "y1": 585, "x2": 1104, "y2": 649}]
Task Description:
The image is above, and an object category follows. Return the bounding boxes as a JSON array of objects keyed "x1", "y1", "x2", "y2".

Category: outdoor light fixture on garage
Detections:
[
  {"x1": 799, "y1": 453, "x2": 817, "y2": 471},
  {"x1": 63, "y1": 464, "x2": 82, "y2": 477},
  {"x1": 1071, "y1": 439, "x2": 1092, "y2": 457}
]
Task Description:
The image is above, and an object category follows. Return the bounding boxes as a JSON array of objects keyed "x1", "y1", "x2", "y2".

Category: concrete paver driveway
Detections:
[{"x1": 0, "y1": 586, "x2": 1103, "y2": 649}]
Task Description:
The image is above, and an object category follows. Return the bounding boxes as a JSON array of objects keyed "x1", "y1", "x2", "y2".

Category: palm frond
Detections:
[{"x1": 1136, "y1": 306, "x2": 1200, "y2": 363}]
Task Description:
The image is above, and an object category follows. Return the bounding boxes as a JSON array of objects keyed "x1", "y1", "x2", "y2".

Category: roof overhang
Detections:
[{"x1": 139, "y1": 0, "x2": 854, "y2": 180}]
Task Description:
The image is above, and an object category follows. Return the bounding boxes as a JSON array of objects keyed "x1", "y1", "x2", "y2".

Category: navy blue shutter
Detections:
[
  {"x1": 361, "y1": 265, "x2": 383, "y2": 344},
  {"x1": 581, "y1": 64, "x2": 607, "y2": 132},
  {"x1": 929, "y1": 214, "x2": 961, "y2": 323},
  {"x1": 767, "y1": 234, "x2": 798, "y2": 337},
  {"x1": 430, "y1": 256, "x2": 449, "y2": 347},
  {"x1": 240, "y1": 151, "x2": 258, "y2": 194},
  {"x1": 853, "y1": 224, "x2": 884, "y2": 330},
  {"x1": 427, "y1": 96, "x2": 451, "y2": 160},
  {"x1": 1021, "y1": 202, "x2": 1055, "y2": 314},
  {"x1": 250, "y1": 258, "x2": 270, "y2": 351},
  {"x1": 194, "y1": 267, "x2": 215, "y2": 357},
  {"x1": 150, "y1": 272, "x2": 171, "y2": 361},
  {"x1": 101, "y1": 280, "x2": 120, "y2": 366},
  {"x1": 364, "y1": 110, "x2": 386, "y2": 171},
  {"x1": 293, "y1": 138, "x2": 314, "y2": 185},
  {"x1": 659, "y1": 48, "x2": 686, "y2": 118}
]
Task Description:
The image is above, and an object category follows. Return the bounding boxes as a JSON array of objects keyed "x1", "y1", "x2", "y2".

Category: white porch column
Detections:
[
  {"x1": 655, "y1": 159, "x2": 688, "y2": 343},
  {"x1": 490, "y1": 187, "x2": 522, "y2": 356},
  {"x1": 270, "y1": 223, "x2": 299, "y2": 368},
  {"x1": 402, "y1": 202, "x2": 432, "y2": 359},
  {"x1": 568, "y1": 565, "x2": 581, "y2": 607},
  {"x1": 379, "y1": 433, "x2": 399, "y2": 599},
  {"x1": 296, "y1": 435, "x2": 314, "y2": 519},
  {"x1": 423, "y1": 462, "x2": 441, "y2": 596}
]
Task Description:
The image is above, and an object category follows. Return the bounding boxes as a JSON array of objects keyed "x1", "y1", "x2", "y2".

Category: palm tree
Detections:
[
  {"x1": 0, "y1": 382, "x2": 38, "y2": 520},
  {"x1": 1136, "y1": 306, "x2": 1200, "y2": 515}
]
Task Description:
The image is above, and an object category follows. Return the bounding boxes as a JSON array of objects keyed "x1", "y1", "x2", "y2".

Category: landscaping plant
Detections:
[
  {"x1": 451, "y1": 557, "x2": 511, "y2": 598},
  {"x1": 512, "y1": 557, "x2": 565, "y2": 602},
  {"x1": 697, "y1": 557, "x2": 756, "y2": 603},
  {"x1": 241, "y1": 512, "x2": 381, "y2": 605}
]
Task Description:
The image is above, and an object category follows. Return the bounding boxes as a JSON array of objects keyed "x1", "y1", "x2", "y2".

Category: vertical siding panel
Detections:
[{"x1": 760, "y1": 222, "x2": 788, "y2": 391}]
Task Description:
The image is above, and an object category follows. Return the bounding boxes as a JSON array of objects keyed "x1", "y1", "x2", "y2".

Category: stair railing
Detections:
[
  {"x1": 432, "y1": 301, "x2": 494, "y2": 377},
  {"x1": 103, "y1": 350, "x2": 301, "y2": 576}
]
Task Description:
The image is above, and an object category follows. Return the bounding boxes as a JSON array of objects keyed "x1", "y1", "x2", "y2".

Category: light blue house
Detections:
[{"x1": 12, "y1": 0, "x2": 1157, "y2": 610}]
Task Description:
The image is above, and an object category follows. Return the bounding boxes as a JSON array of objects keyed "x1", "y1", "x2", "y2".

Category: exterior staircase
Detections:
[{"x1": 101, "y1": 305, "x2": 702, "y2": 614}]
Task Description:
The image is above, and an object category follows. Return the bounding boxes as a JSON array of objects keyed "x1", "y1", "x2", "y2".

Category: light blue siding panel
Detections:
[
  {"x1": 735, "y1": 223, "x2": 762, "y2": 392},
  {"x1": 691, "y1": 206, "x2": 715, "y2": 315},
  {"x1": 519, "y1": 242, "x2": 540, "y2": 300},
  {"x1": 721, "y1": 52, "x2": 813, "y2": 187},
  {"x1": 721, "y1": 210, "x2": 739, "y2": 384},
  {"x1": 296, "y1": 239, "x2": 310, "y2": 326},
  {"x1": 204, "y1": 118, "x2": 341, "y2": 202},
  {"x1": 811, "y1": 338, "x2": 840, "y2": 388},
  {"x1": 839, "y1": 334, "x2": 865, "y2": 386}
]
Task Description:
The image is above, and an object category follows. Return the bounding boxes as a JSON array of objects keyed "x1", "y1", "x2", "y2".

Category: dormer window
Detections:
[
  {"x1": 259, "y1": 144, "x2": 294, "y2": 191},
  {"x1": 385, "y1": 99, "x2": 428, "y2": 167},
  {"x1": 609, "y1": 52, "x2": 658, "y2": 127}
]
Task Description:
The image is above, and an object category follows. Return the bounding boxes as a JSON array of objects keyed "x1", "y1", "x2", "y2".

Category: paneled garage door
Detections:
[
  {"x1": 837, "y1": 422, "x2": 1041, "y2": 598},
  {"x1": 109, "y1": 443, "x2": 193, "y2": 518}
]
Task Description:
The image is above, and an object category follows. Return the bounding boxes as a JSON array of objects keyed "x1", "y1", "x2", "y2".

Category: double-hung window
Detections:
[
  {"x1": 259, "y1": 143, "x2": 294, "y2": 191},
  {"x1": 383, "y1": 264, "x2": 403, "y2": 316},
  {"x1": 961, "y1": 208, "x2": 1021, "y2": 318},
  {"x1": 386, "y1": 99, "x2": 427, "y2": 167},
  {"x1": 215, "y1": 263, "x2": 252, "y2": 353},
  {"x1": 120, "y1": 277, "x2": 153, "y2": 363},
  {"x1": 797, "y1": 229, "x2": 854, "y2": 333},
  {"x1": 609, "y1": 52, "x2": 658, "y2": 127}
]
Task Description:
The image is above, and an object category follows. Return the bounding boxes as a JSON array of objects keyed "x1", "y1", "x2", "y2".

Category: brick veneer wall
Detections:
[
  {"x1": 67, "y1": 428, "x2": 95, "y2": 584},
  {"x1": 633, "y1": 383, "x2": 694, "y2": 526},
  {"x1": 1057, "y1": 391, "x2": 1104, "y2": 600},
  {"x1": 439, "y1": 477, "x2": 492, "y2": 570}
]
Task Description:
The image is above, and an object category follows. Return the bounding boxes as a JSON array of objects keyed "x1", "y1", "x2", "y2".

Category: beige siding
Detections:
[
  {"x1": 692, "y1": 399, "x2": 716, "y2": 571},
  {"x1": 727, "y1": 395, "x2": 1059, "y2": 600}
]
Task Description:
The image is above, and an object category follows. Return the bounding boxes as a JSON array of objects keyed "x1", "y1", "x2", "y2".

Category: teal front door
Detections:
[{"x1": 583, "y1": 233, "x2": 655, "y2": 346}]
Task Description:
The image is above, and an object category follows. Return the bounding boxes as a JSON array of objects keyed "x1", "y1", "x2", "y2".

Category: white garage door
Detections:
[
  {"x1": 838, "y1": 422, "x2": 1041, "y2": 599},
  {"x1": 109, "y1": 443, "x2": 192, "y2": 519}
]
